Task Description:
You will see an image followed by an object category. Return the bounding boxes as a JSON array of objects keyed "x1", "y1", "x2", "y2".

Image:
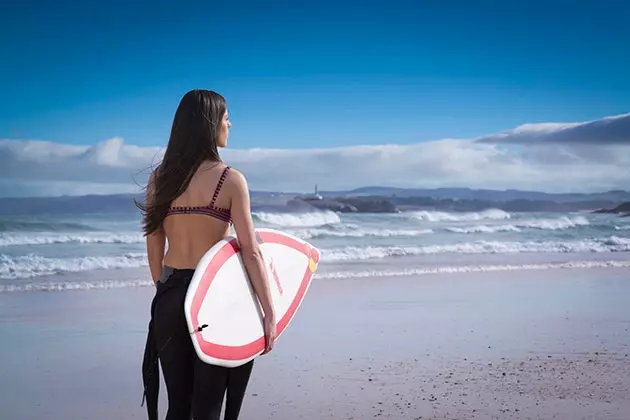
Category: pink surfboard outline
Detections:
[{"x1": 189, "y1": 230, "x2": 320, "y2": 362}]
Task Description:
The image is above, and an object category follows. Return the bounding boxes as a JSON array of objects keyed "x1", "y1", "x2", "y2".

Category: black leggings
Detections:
[{"x1": 153, "y1": 268, "x2": 254, "y2": 420}]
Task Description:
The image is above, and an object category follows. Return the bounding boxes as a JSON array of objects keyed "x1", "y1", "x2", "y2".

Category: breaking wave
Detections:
[
  {"x1": 322, "y1": 237, "x2": 630, "y2": 261},
  {"x1": 444, "y1": 216, "x2": 591, "y2": 234},
  {"x1": 409, "y1": 209, "x2": 511, "y2": 222},
  {"x1": 517, "y1": 216, "x2": 590, "y2": 230},
  {"x1": 0, "y1": 253, "x2": 147, "y2": 280},
  {"x1": 289, "y1": 227, "x2": 433, "y2": 239},
  {"x1": 445, "y1": 225, "x2": 522, "y2": 234},
  {"x1": 253, "y1": 210, "x2": 341, "y2": 227},
  {"x1": 0, "y1": 232, "x2": 143, "y2": 247}
]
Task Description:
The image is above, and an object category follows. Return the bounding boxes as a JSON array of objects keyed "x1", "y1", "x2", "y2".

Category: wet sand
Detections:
[{"x1": 1, "y1": 266, "x2": 629, "y2": 419}]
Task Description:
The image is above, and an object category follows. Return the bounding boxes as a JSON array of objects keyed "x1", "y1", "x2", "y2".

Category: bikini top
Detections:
[{"x1": 165, "y1": 166, "x2": 232, "y2": 224}]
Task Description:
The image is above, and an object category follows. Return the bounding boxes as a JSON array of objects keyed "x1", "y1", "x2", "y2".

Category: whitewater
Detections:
[{"x1": 0, "y1": 209, "x2": 628, "y2": 292}]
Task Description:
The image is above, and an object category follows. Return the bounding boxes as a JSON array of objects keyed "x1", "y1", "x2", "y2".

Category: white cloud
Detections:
[
  {"x1": 476, "y1": 113, "x2": 630, "y2": 145},
  {"x1": 1, "y1": 113, "x2": 629, "y2": 197}
]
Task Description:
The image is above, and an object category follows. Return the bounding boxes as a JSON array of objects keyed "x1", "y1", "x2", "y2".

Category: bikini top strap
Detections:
[{"x1": 210, "y1": 166, "x2": 231, "y2": 207}]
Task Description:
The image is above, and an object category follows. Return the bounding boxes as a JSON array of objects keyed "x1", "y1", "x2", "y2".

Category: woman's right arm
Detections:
[
  {"x1": 229, "y1": 169, "x2": 277, "y2": 353},
  {"x1": 145, "y1": 170, "x2": 165, "y2": 286}
]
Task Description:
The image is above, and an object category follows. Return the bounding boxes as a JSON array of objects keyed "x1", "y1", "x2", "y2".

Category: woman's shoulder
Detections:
[
  {"x1": 224, "y1": 165, "x2": 246, "y2": 183},
  {"x1": 222, "y1": 166, "x2": 250, "y2": 193}
]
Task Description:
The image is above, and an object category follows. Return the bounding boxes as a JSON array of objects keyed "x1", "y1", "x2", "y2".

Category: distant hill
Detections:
[{"x1": 320, "y1": 187, "x2": 630, "y2": 203}]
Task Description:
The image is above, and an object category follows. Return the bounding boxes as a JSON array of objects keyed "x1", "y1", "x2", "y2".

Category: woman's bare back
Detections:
[{"x1": 162, "y1": 161, "x2": 234, "y2": 269}]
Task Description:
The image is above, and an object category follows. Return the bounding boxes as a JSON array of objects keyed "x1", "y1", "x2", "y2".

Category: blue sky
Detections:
[
  {"x1": 1, "y1": 0, "x2": 630, "y2": 196},
  {"x1": 1, "y1": 0, "x2": 629, "y2": 149}
]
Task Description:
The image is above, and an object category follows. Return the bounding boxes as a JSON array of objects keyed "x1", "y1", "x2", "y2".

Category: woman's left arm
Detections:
[{"x1": 145, "y1": 172, "x2": 165, "y2": 286}]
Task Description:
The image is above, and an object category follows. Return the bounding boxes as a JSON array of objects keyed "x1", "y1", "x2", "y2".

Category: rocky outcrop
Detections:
[
  {"x1": 592, "y1": 202, "x2": 630, "y2": 215},
  {"x1": 332, "y1": 197, "x2": 398, "y2": 213},
  {"x1": 293, "y1": 196, "x2": 398, "y2": 213}
]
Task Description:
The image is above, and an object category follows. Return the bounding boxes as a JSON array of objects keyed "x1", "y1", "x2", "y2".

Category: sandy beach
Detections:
[{"x1": 1, "y1": 266, "x2": 629, "y2": 420}]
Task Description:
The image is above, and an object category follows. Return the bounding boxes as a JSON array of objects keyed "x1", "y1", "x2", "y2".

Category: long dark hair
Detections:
[{"x1": 135, "y1": 89, "x2": 227, "y2": 235}]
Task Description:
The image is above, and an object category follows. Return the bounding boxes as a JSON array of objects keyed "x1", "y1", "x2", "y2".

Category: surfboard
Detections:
[{"x1": 183, "y1": 228, "x2": 320, "y2": 368}]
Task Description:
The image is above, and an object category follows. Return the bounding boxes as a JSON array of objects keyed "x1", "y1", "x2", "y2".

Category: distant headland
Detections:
[
  {"x1": 289, "y1": 185, "x2": 398, "y2": 213},
  {"x1": 592, "y1": 202, "x2": 630, "y2": 217},
  {"x1": 285, "y1": 185, "x2": 630, "y2": 214}
]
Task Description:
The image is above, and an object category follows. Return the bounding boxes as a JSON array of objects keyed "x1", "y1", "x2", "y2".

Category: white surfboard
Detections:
[{"x1": 183, "y1": 228, "x2": 320, "y2": 368}]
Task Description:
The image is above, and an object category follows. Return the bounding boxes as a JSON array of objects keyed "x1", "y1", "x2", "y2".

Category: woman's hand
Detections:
[{"x1": 262, "y1": 313, "x2": 277, "y2": 354}]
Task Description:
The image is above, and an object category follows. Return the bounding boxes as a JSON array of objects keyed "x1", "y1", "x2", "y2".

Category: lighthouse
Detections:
[
  {"x1": 313, "y1": 184, "x2": 322, "y2": 200},
  {"x1": 301, "y1": 184, "x2": 323, "y2": 201}
]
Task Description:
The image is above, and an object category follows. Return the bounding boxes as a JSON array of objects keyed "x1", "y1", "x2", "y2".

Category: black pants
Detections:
[{"x1": 152, "y1": 268, "x2": 254, "y2": 420}]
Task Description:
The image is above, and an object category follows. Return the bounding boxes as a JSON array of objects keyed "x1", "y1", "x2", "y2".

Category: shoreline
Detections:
[{"x1": 1, "y1": 250, "x2": 629, "y2": 293}]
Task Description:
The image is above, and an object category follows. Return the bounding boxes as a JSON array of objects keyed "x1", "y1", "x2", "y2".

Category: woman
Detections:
[{"x1": 137, "y1": 89, "x2": 276, "y2": 420}]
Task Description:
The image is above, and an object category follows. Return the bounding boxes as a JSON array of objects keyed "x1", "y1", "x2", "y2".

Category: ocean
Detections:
[{"x1": 1, "y1": 208, "x2": 629, "y2": 293}]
